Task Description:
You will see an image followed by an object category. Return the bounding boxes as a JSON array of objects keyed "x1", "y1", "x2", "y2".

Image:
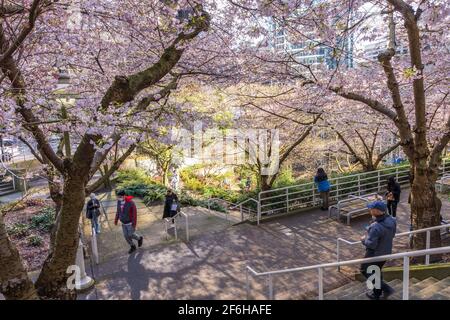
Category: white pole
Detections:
[
  {"x1": 402, "y1": 256, "x2": 410, "y2": 300},
  {"x1": 91, "y1": 228, "x2": 99, "y2": 265},
  {"x1": 318, "y1": 267, "x2": 324, "y2": 300},
  {"x1": 185, "y1": 214, "x2": 189, "y2": 242},
  {"x1": 75, "y1": 238, "x2": 95, "y2": 290},
  {"x1": 425, "y1": 231, "x2": 430, "y2": 265},
  {"x1": 268, "y1": 274, "x2": 273, "y2": 300}
]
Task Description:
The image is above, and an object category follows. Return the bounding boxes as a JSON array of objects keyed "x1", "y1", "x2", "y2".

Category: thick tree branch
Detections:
[{"x1": 86, "y1": 144, "x2": 136, "y2": 194}]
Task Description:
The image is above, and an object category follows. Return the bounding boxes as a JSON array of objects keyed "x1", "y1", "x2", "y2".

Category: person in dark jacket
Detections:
[
  {"x1": 314, "y1": 168, "x2": 331, "y2": 211},
  {"x1": 163, "y1": 189, "x2": 180, "y2": 221},
  {"x1": 115, "y1": 190, "x2": 143, "y2": 254},
  {"x1": 86, "y1": 193, "x2": 101, "y2": 234},
  {"x1": 386, "y1": 176, "x2": 401, "y2": 218},
  {"x1": 360, "y1": 200, "x2": 397, "y2": 300}
]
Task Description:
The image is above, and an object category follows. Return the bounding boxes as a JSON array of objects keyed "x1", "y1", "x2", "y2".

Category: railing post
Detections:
[
  {"x1": 312, "y1": 184, "x2": 316, "y2": 205},
  {"x1": 425, "y1": 230, "x2": 430, "y2": 265},
  {"x1": 240, "y1": 205, "x2": 243, "y2": 221},
  {"x1": 402, "y1": 256, "x2": 410, "y2": 300},
  {"x1": 395, "y1": 167, "x2": 399, "y2": 181},
  {"x1": 285, "y1": 189, "x2": 289, "y2": 212},
  {"x1": 357, "y1": 175, "x2": 361, "y2": 196},
  {"x1": 318, "y1": 267, "x2": 324, "y2": 300},
  {"x1": 377, "y1": 171, "x2": 381, "y2": 192},
  {"x1": 91, "y1": 227, "x2": 99, "y2": 265},
  {"x1": 174, "y1": 219, "x2": 178, "y2": 240},
  {"x1": 185, "y1": 214, "x2": 189, "y2": 242},
  {"x1": 164, "y1": 220, "x2": 168, "y2": 240},
  {"x1": 257, "y1": 195, "x2": 261, "y2": 226},
  {"x1": 268, "y1": 274, "x2": 274, "y2": 300},
  {"x1": 336, "y1": 180, "x2": 339, "y2": 200},
  {"x1": 336, "y1": 239, "x2": 340, "y2": 272},
  {"x1": 246, "y1": 268, "x2": 250, "y2": 300}
]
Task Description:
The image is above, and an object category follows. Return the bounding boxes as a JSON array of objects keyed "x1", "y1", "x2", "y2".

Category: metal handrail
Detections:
[
  {"x1": 164, "y1": 210, "x2": 189, "y2": 241},
  {"x1": 208, "y1": 197, "x2": 258, "y2": 222},
  {"x1": 257, "y1": 159, "x2": 450, "y2": 221},
  {"x1": 246, "y1": 245, "x2": 450, "y2": 300},
  {"x1": 337, "y1": 223, "x2": 450, "y2": 268}
]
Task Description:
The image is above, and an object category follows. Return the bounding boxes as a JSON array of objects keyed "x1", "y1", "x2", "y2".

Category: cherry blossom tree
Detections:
[
  {"x1": 0, "y1": 0, "x2": 217, "y2": 299},
  {"x1": 226, "y1": 0, "x2": 449, "y2": 253}
]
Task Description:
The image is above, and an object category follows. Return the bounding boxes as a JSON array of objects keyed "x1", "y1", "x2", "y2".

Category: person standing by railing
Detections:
[
  {"x1": 386, "y1": 176, "x2": 401, "y2": 218},
  {"x1": 360, "y1": 200, "x2": 396, "y2": 300},
  {"x1": 314, "y1": 168, "x2": 331, "y2": 211},
  {"x1": 163, "y1": 189, "x2": 180, "y2": 223}
]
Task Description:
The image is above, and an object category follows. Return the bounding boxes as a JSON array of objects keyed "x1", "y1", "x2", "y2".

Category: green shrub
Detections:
[
  {"x1": 273, "y1": 167, "x2": 296, "y2": 188},
  {"x1": 27, "y1": 235, "x2": 43, "y2": 247},
  {"x1": 7, "y1": 223, "x2": 30, "y2": 237},
  {"x1": 30, "y1": 207, "x2": 55, "y2": 232},
  {"x1": 143, "y1": 184, "x2": 168, "y2": 203}
]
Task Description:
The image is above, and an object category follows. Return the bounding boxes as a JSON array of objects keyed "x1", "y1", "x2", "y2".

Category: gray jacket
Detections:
[{"x1": 362, "y1": 214, "x2": 396, "y2": 257}]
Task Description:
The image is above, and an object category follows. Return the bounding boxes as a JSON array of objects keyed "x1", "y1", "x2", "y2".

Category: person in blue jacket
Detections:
[
  {"x1": 314, "y1": 168, "x2": 331, "y2": 211},
  {"x1": 360, "y1": 200, "x2": 397, "y2": 300}
]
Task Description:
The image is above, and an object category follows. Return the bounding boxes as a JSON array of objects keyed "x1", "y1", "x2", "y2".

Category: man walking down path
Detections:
[
  {"x1": 86, "y1": 193, "x2": 101, "y2": 234},
  {"x1": 386, "y1": 176, "x2": 401, "y2": 218},
  {"x1": 360, "y1": 200, "x2": 397, "y2": 300},
  {"x1": 115, "y1": 190, "x2": 144, "y2": 254}
]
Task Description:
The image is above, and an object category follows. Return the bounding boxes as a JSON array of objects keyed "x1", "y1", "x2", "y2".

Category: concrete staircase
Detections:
[
  {"x1": 0, "y1": 175, "x2": 15, "y2": 196},
  {"x1": 324, "y1": 276, "x2": 450, "y2": 300}
]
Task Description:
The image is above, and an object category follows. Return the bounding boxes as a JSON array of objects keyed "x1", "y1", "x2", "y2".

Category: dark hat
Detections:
[
  {"x1": 367, "y1": 200, "x2": 387, "y2": 212},
  {"x1": 117, "y1": 190, "x2": 125, "y2": 196}
]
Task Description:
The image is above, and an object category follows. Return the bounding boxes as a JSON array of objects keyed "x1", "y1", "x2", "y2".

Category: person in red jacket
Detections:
[{"x1": 115, "y1": 190, "x2": 143, "y2": 254}]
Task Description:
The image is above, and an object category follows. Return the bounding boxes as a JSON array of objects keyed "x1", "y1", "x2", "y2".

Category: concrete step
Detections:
[
  {"x1": 0, "y1": 184, "x2": 13, "y2": 191},
  {"x1": 411, "y1": 277, "x2": 450, "y2": 300},
  {"x1": 324, "y1": 281, "x2": 360, "y2": 299},
  {"x1": 0, "y1": 188, "x2": 15, "y2": 196},
  {"x1": 438, "y1": 286, "x2": 450, "y2": 298},
  {"x1": 334, "y1": 282, "x2": 368, "y2": 300},
  {"x1": 352, "y1": 279, "x2": 404, "y2": 300},
  {"x1": 387, "y1": 278, "x2": 431, "y2": 300}
]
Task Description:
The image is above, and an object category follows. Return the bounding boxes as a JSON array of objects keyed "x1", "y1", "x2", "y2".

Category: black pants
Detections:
[
  {"x1": 360, "y1": 259, "x2": 392, "y2": 298},
  {"x1": 320, "y1": 191, "x2": 329, "y2": 209},
  {"x1": 387, "y1": 200, "x2": 398, "y2": 217}
]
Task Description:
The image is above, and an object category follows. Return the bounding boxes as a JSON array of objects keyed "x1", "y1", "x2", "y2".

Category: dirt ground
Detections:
[{"x1": 2, "y1": 199, "x2": 54, "y2": 271}]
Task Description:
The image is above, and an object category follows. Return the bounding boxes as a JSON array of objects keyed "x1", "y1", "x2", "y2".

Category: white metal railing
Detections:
[
  {"x1": 337, "y1": 223, "x2": 450, "y2": 269},
  {"x1": 245, "y1": 246, "x2": 450, "y2": 300},
  {"x1": 0, "y1": 155, "x2": 28, "y2": 193},
  {"x1": 207, "y1": 197, "x2": 258, "y2": 222},
  {"x1": 436, "y1": 174, "x2": 450, "y2": 193},
  {"x1": 230, "y1": 198, "x2": 259, "y2": 221},
  {"x1": 91, "y1": 227, "x2": 99, "y2": 264},
  {"x1": 257, "y1": 159, "x2": 450, "y2": 223},
  {"x1": 164, "y1": 210, "x2": 189, "y2": 241}
]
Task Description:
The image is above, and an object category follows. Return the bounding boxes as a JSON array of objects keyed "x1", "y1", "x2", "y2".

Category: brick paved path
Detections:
[{"x1": 78, "y1": 191, "x2": 450, "y2": 300}]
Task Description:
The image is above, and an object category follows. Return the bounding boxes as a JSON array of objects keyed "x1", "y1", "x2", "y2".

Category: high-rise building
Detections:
[{"x1": 268, "y1": 19, "x2": 354, "y2": 69}]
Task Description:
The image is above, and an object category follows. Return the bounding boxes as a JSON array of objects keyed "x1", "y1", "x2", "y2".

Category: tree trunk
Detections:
[
  {"x1": 0, "y1": 214, "x2": 39, "y2": 300},
  {"x1": 102, "y1": 164, "x2": 112, "y2": 190},
  {"x1": 260, "y1": 175, "x2": 271, "y2": 191},
  {"x1": 34, "y1": 174, "x2": 87, "y2": 299},
  {"x1": 410, "y1": 169, "x2": 442, "y2": 263},
  {"x1": 162, "y1": 164, "x2": 170, "y2": 187}
]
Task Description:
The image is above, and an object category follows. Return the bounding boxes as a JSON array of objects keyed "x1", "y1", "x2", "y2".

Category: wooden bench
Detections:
[{"x1": 329, "y1": 194, "x2": 380, "y2": 225}]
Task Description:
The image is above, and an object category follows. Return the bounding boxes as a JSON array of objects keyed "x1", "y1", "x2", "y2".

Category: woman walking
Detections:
[
  {"x1": 386, "y1": 176, "x2": 401, "y2": 218},
  {"x1": 314, "y1": 168, "x2": 331, "y2": 211},
  {"x1": 163, "y1": 189, "x2": 180, "y2": 221}
]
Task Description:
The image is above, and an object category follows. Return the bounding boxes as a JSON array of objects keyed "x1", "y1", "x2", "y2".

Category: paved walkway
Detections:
[{"x1": 78, "y1": 190, "x2": 450, "y2": 300}]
